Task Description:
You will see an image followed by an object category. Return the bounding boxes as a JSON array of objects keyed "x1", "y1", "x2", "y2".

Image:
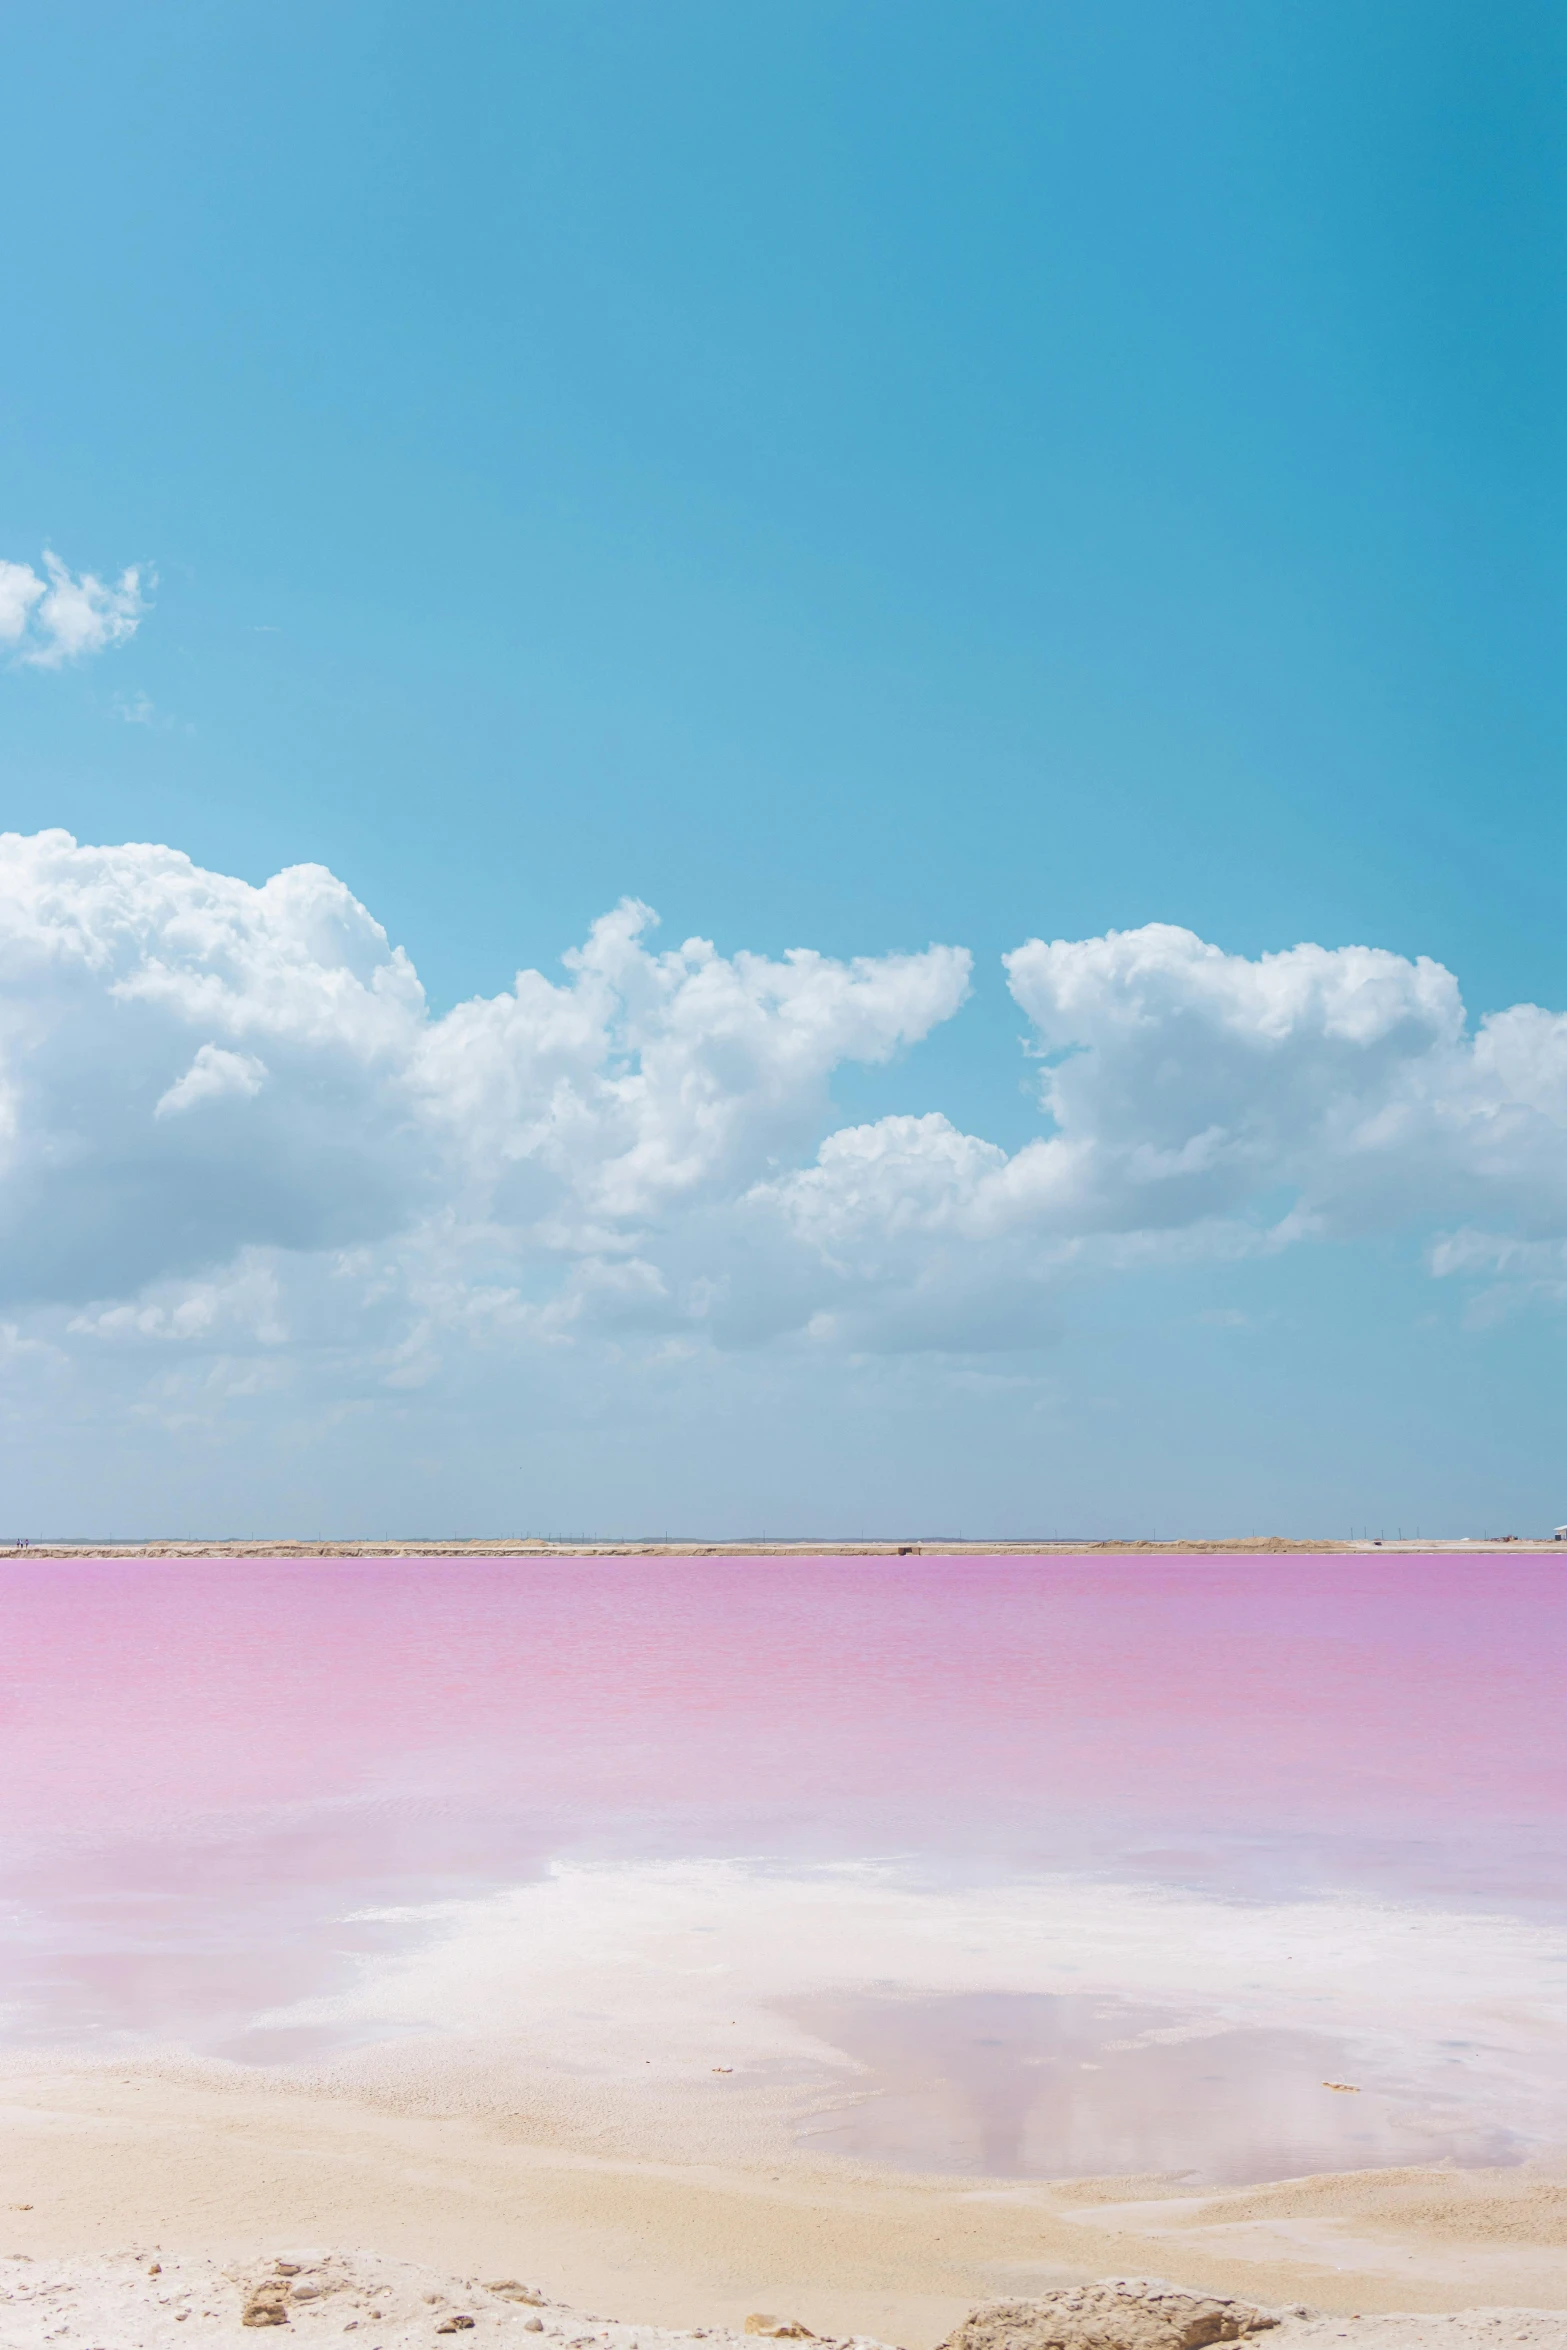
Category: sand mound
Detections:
[
  {"x1": 936, "y1": 2283, "x2": 1279, "y2": 2350},
  {"x1": 934, "y1": 2291, "x2": 1567, "y2": 2350}
]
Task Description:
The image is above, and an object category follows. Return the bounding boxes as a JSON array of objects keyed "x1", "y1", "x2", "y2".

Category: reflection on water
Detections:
[
  {"x1": 784, "y1": 1991, "x2": 1525, "y2": 2183},
  {"x1": 0, "y1": 1799, "x2": 551, "y2": 2058}
]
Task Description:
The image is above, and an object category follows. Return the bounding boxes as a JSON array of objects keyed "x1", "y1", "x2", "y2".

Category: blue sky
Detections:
[{"x1": 2, "y1": 1, "x2": 1565, "y2": 1535}]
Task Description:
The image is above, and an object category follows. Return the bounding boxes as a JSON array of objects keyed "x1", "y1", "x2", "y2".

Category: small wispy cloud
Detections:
[
  {"x1": 112, "y1": 686, "x2": 193, "y2": 735},
  {"x1": 0, "y1": 549, "x2": 151, "y2": 668}
]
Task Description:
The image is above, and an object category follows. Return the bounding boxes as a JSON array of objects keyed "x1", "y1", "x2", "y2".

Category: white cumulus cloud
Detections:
[
  {"x1": 417, "y1": 898, "x2": 973, "y2": 1230},
  {"x1": 762, "y1": 922, "x2": 1567, "y2": 1268},
  {"x1": 0, "y1": 833, "x2": 968, "y2": 1316},
  {"x1": 2, "y1": 836, "x2": 1567, "y2": 1437},
  {"x1": 0, "y1": 550, "x2": 150, "y2": 667}
]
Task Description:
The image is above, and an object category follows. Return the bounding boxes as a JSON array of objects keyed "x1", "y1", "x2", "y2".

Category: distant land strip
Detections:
[{"x1": 1, "y1": 1535, "x2": 1561, "y2": 1556}]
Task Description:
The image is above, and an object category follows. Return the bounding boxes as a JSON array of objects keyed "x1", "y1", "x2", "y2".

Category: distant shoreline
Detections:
[{"x1": 1, "y1": 1535, "x2": 1559, "y2": 1557}]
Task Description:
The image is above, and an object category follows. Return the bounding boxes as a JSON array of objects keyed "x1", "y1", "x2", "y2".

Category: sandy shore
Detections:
[
  {"x1": 5, "y1": 2071, "x2": 1567, "y2": 2346},
  {"x1": 7, "y1": 2247, "x2": 1567, "y2": 2350}
]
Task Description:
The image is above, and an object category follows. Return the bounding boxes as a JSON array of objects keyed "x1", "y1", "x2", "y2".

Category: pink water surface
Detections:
[
  {"x1": 3, "y1": 1549, "x2": 1562, "y2": 1853},
  {"x1": 2, "y1": 1550, "x2": 1564, "y2": 2175}
]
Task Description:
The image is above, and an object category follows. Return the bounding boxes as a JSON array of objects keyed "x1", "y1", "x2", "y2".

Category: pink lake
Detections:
[{"x1": 2, "y1": 1551, "x2": 1565, "y2": 2183}]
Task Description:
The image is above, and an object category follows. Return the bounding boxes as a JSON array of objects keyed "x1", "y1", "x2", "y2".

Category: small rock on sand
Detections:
[{"x1": 935, "y1": 2284, "x2": 1278, "y2": 2350}]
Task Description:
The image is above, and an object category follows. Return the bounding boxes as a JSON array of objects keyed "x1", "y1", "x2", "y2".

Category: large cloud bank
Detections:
[{"x1": 4, "y1": 831, "x2": 1566, "y2": 1409}]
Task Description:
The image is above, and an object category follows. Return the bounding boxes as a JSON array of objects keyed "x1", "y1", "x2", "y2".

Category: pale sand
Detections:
[
  {"x1": 6, "y1": 2249, "x2": 1567, "y2": 2350},
  {"x1": 5, "y1": 2072, "x2": 1567, "y2": 2347},
  {"x1": 0, "y1": 2247, "x2": 894, "y2": 2349}
]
